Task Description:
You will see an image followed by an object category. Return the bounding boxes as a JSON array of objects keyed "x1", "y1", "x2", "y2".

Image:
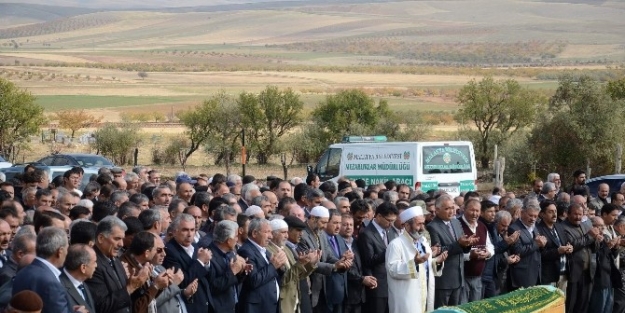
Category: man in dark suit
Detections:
[
  {"x1": 341, "y1": 214, "x2": 375, "y2": 313},
  {"x1": 163, "y1": 213, "x2": 214, "y2": 313},
  {"x1": 0, "y1": 232, "x2": 35, "y2": 286},
  {"x1": 208, "y1": 220, "x2": 250, "y2": 313},
  {"x1": 507, "y1": 200, "x2": 547, "y2": 290},
  {"x1": 237, "y1": 218, "x2": 287, "y2": 313},
  {"x1": 319, "y1": 210, "x2": 351, "y2": 313},
  {"x1": 0, "y1": 220, "x2": 12, "y2": 270},
  {"x1": 484, "y1": 210, "x2": 520, "y2": 297},
  {"x1": 357, "y1": 201, "x2": 399, "y2": 313},
  {"x1": 536, "y1": 200, "x2": 572, "y2": 292},
  {"x1": 86, "y1": 216, "x2": 148, "y2": 313},
  {"x1": 61, "y1": 244, "x2": 98, "y2": 313},
  {"x1": 13, "y1": 227, "x2": 87, "y2": 313},
  {"x1": 425, "y1": 195, "x2": 474, "y2": 308},
  {"x1": 561, "y1": 203, "x2": 602, "y2": 313}
]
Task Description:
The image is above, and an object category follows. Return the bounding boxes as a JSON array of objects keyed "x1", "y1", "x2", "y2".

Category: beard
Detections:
[{"x1": 408, "y1": 229, "x2": 421, "y2": 240}]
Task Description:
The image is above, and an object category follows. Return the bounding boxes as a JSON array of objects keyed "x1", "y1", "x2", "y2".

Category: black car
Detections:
[
  {"x1": 585, "y1": 174, "x2": 625, "y2": 198},
  {"x1": 36, "y1": 153, "x2": 114, "y2": 168}
]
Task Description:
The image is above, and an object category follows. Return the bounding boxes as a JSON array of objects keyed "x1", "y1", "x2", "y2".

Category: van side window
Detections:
[
  {"x1": 316, "y1": 150, "x2": 330, "y2": 177},
  {"x1": 326, "y1": 148, "x2": 342, "y2": 177}
]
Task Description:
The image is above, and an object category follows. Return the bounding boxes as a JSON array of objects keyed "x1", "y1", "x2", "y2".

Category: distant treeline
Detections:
[
  {"x1": 277, "y1": 40, "x2": 569, "y2": 65},
  {"x1": 3, "y1": 60, "x2": 623, "y2": 81}
]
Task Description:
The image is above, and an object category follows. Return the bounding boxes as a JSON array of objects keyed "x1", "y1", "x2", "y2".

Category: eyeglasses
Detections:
[
  {"x1": 156, "y1": 248, "x2": 164, "y2": 253},
  {"x1": 383, "y1": 216, "x2": 397, "y2": 224}
]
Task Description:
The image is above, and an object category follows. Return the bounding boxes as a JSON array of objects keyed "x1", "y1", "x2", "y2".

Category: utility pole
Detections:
[{"x1": 241, "y1": 129, "x2": 246, "y2": 176}]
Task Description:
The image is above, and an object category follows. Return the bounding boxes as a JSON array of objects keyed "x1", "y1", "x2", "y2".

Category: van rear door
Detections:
[{"x1": 420, "y1": 143, "x2": 476, "y2": 195}]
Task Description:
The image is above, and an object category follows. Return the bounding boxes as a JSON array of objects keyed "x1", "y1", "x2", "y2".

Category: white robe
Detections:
[{"x1": 386, "y1": 231, "x2": 443, "y2": 313}]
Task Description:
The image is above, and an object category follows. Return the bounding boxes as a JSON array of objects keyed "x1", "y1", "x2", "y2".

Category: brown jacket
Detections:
[{"x1": 121, "y1": 251, "x2": 162, "y2": 313}]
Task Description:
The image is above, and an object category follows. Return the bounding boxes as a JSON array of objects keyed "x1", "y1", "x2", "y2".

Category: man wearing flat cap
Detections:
[{"x1": 386, "y1": 206, "x2": 448, "y2": 313}]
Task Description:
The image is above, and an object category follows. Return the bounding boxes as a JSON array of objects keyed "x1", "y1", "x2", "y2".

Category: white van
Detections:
[{"x1": 309, "y1": 136, "x2": 477, "y2": 196}]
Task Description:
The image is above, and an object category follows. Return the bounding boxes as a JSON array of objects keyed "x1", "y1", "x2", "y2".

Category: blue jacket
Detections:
[
  {"x1": 236, "y1": 239, "x2": 283, "y2": 313},
  {"x1": 163, "y1": 240, "x2": 213, "y2": 313},
  {"x1": 13, "y1": 258, "x2": 73, "y2": 313}
]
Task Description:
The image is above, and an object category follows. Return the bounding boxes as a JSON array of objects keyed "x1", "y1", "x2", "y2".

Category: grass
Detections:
[{"x1": 35, "y1": 95, "x2": 196, "y2": 111}]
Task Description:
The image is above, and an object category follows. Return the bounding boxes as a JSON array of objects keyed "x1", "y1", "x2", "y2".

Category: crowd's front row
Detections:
[{"x1": 3, "y1": 189, "x2": 625, "y2": 313}]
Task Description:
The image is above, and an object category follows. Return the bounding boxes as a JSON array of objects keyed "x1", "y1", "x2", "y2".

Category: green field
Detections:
[{"x1": 35, "y1": 95, "x2": 198, "y2": 111}]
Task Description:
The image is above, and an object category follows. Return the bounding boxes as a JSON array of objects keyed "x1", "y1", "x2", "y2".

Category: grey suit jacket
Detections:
[
  {"x1": 60, "y1": 271, "x2": 96, "y2": 313},
  {"x1": 154, "y1": 265, "x2": 187, "y2": 313},
  {"x1": 426, "y1": 217, "x2": 467, "y2": 290},
  {"x1": 300, "y1": 226, "x2": 339, "y2": 307}
]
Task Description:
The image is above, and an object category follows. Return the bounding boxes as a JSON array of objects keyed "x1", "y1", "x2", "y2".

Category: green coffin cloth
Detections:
[{"x1": 432, "y1": 285, "x2": 565, "y2": 313}]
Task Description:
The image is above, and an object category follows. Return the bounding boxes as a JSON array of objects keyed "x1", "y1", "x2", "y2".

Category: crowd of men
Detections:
[{"x1": 0, "y1": 165, "x2": 623, "y2": 313}]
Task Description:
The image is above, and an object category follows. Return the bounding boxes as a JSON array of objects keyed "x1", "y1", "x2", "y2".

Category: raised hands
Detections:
[
  {"x1": 534, "y1": 235, "x2": 547, "y2": 248},
  {"x1": 167, "y1": 268, "x2": 184, "y2": 286},
  {"x1": 458, "y1": 234, "x2": 479, "y2": 247},
  {"x1": 435, "y1": 250, "x2": 448, "y2": 263},
  {"x1": 183, "y1": 278, "x2": 199, "y2": 298},
  {"x1": 126, "y1": 263, "x2": 151, "y2": 294},
  {"x1": 504, "y1": 231, "x2": 520, "y2": 245},
  {"x1": 197, "y1": 247, "x2": 212, "y2": 265},
  {"x1": 230, "y1": 255, "x2": 248, "y2": 274},
  {"x1": 507, "y1": 254, "x2": 521, "y2": 264},
  {"x1": 431, "y1": 244, "x2": 441, "y2": 257},
  {"x1": 414, "y1": 251, "x2": 430, "y2": 265},
  {"x1": 270, "y1": 250, "x2": 288, "y2": 269},
  {"x1": 153, "y1": 271, "x2": 170, "y2": 290},
  {"x1": 557, "y1": 243, "x2": 573, "y2": 254}
]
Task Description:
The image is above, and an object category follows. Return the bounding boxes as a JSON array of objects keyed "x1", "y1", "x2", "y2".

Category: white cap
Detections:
[
  {"x1": 400, "y1": 206, "x2": 424, "y2": 224},
  {"x1": 489, "y1": 195, "x2": 501, "y2": 204},
  {"x1": 310, "y1": 206, "x2": 329, "y2": 218},
  {"x1": 245, "y1": 205, "x2": 264, "y2": 217},
  {"x1": 270, "y1": 219, "x2": 288, "y2": 231}
]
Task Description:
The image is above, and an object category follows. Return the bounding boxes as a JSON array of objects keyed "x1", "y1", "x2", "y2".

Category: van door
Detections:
[{"x1": 420, "y1": 144, "x2": 476, "y2": 195}]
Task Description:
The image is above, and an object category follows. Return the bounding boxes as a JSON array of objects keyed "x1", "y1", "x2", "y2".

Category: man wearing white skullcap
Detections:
[
  {"x1": 245, "y1": 205, "x2": 265, "y2": 219},
  {"x1": 386, "y1": 206, "x2": 449, "y2": 313},
  {"x1": 301, "y1": 206, "x2": 351, "y2": 310},
  {"x1": 267, "y1": 218, "x2": 318, "y2": 313}
]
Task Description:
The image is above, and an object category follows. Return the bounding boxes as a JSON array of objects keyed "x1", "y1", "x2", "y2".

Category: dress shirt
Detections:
[
  {"x1": 371, "y1": 220, "x2": 387, "y2": 240},
  {"x1": 342, "y1": 236, "x2": 353, "y2": 251},
  {"x1": 63, "y1": 269, "x2": 85, "y2": 299},
  {"x1": 180, "y1": 243, "x2": 195, "y2": 259},
  {"x1": 36, "y1": 257, "x2": 62, "y2": 282}
]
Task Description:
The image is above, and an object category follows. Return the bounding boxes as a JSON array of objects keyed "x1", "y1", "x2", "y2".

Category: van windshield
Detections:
[{"x1": 422, "y1": 145, "x2": 472, "y2": 174}]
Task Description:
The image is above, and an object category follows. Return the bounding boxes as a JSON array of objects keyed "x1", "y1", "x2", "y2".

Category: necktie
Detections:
[
  {"x1": 78, "y1": 284, "x2": 88, "y2": 301},
  {"x1": 330, "y1": 236, "x2": 340, "y2": 257},
  {"x1": 109, "y1": 259, "x2": 122, "y2": 287},
  {"x1": 550, "y1": 228, "x2": 566, "y2": 273},
  {"x1": 383, "y1": 230, "x2": 389, "y2": 246},
  {"x1": 447, "y1": 222, "x2": 456, "y2": 240}
]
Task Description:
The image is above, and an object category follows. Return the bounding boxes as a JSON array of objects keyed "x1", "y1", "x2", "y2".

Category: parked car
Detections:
[
  {"x1": 585, "y1": 174, "x2": 625, "y2": 198},
  {"x1": 36, "y1": 153, "x2": 114, "y2": 168},
  {"x1": 0, "y1": 156, "x2": 12, "y2": 169},
  {"x1": 0, "y1": 164, "x2": 99, "y2": 190}
]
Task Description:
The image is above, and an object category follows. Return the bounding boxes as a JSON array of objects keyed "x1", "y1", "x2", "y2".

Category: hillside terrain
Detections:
[{"x1": 0, "y1": 0, "x2": 622, "y2": 121}]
